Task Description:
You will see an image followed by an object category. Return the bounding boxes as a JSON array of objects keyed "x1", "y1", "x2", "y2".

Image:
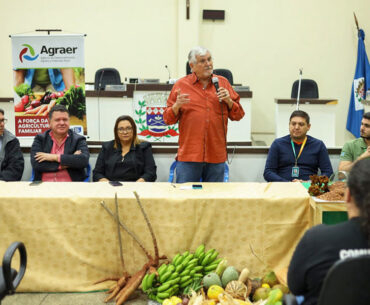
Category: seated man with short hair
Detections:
[
  {"x1": 0, "y1": 108, "x2": 24, "y2": 181},
  {"x1": 31, "y1": 105, "x2": 89, "y2": 181},
  {"x1": 264, "y1": 110, "x2": 333, "y2": 182},
  {"x1": 338, "y1": 112, "x2": 370, "y2": 172}
]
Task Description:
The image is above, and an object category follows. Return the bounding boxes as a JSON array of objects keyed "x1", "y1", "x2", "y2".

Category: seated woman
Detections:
[{"x1": 93, "y1": 115, "x2": 157, "y2": 182}]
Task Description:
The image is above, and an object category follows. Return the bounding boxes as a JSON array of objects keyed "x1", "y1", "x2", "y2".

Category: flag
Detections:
[{"x1": 346, "y1": 29, "x2": 370, "y2": 138}]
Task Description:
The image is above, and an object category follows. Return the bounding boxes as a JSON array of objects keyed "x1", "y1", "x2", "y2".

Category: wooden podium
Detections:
[{"x1": 275, "y1": 98, "x2": 338, "y2": 147}]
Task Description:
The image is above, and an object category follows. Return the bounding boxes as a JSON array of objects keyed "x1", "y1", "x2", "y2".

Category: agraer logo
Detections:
[{"x1": 19, "y1": 44, "x2": 39, "y2": 63}]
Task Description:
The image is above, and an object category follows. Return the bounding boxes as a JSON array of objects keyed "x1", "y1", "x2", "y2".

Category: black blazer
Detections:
[
  {"x1": 0, "y1": 130, "x2": 24, "y2": 181},
  {"x1": 93, "y1": 140, "x2": 157, "y2": 182},
  {"x1": 31, "y1": 129, "x2": 90, "y2": 181}
]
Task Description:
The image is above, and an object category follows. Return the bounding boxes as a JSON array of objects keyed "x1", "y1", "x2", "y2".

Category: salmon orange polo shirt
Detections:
[{"x1": 163, "y1": 73, "x2": 245, "y2": 163}]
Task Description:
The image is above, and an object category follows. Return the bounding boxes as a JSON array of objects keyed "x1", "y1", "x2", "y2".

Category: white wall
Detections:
[{"x1": 0, "y1": 0, "x2": 369, "y2": 146}]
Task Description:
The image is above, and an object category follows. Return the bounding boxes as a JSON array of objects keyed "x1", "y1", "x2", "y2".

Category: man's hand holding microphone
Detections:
[{"x1": 213, "y1": 77, "x2": 234, "y2": 110}]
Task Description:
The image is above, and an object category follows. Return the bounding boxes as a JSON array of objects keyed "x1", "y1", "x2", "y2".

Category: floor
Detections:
[{"x1": 2, "y1": 290, "x2": 149, "y2": 305}]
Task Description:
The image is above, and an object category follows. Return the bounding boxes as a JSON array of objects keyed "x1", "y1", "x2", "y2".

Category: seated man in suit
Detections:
[
  {"x1": 31, "y1": 104, "x2": 89, "y2": 181},
  {"x1": 0, "y1": 108, "x2": 24, "y2": 181},
  {"x1": 264, "y1": 110, "x2": 333, "y2": 182},
  {"x1": 338, "y1": 112, "x2": 370, "y2": 172}
]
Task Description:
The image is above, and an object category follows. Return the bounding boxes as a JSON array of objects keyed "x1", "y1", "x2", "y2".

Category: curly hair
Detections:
[{"x1": 347, "y1": 159, "x2": 370, "y2": 246}]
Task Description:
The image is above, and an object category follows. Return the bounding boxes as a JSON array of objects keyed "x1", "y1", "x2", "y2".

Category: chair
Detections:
[
  {"x1": 283, "y1": 255, "x2": 370, "y2": 305},
  {"x1": 94, "y1": 68, "x2": 121, "y2": 90},
  {"x1": 0, "y1": 242, "x2": 27, "y2": 304},
  {"x1": 84, "y1": 163, "x2": 91, "y2": 182},
  {"x1": 186, "y1": 61, "x2": 192, "y2": 75},
  {"x1": 168, "y1": 161, "x2": 229, "y2": 182},
  {"x1": 291, "y1": 79, "x2": 319, "y2": 99},
  {"x1": 213, "y1": 69, "x2": 234, "y2": 85}
]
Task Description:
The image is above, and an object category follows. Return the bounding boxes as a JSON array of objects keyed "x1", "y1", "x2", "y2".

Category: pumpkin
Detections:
[{"x1": 225, "y1": 281, "x2": 248, "y2": 300}]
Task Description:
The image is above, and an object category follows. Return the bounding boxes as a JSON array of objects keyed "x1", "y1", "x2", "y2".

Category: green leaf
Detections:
[{"x1": 146, "y1": 135, "x2": 151, "y2": 138}]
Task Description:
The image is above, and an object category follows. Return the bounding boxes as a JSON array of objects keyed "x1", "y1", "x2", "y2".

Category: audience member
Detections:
[
  {"x1": 264, "y1": 110, "x2": 333, "y2": 182},
  {"x1": 338, "y1": 112, "x2": 370, "y2": 172},
  {"x1": 0, "y1": 108, "x2": 24, "y2": 181},
  {"x1": 163, "y1": 46, "x2": 244, "y2": 182},
  {"x1": 288, "y1": 158, "x2": 370, "y2": 305},
  {"x1": 31, "y1": 105, "x2": 89, "y2": 181},
  {"x1": 93, "y1": 115, "x2": 156, "y2": 182}
]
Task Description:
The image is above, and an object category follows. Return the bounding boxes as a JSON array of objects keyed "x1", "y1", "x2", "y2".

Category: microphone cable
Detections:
[
  {"x1": 219, "y1": 101, "x2": 230, "y2": 164},
  {"x1": 213, "y1": 76, "x2": 230, "y2": 165}
]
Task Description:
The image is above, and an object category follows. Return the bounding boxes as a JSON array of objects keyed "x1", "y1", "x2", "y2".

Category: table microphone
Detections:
[
  {"x1": 98, "y1": 69, "x2": 105, "y2": 91},
  {"x1": 165, "y1": 65, "x2": 171, "y2": 83}
]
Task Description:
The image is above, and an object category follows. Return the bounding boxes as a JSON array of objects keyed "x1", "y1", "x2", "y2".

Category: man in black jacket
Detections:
[
  {"x1": 0, "y1": 109, "x2": 24, "y2": 181},
  {"x1": 288, "y1": 159, "x2": 370, "y2": 305},
  {"x1": 31, "y1": 105, "x2": 89, "y2": 181}
]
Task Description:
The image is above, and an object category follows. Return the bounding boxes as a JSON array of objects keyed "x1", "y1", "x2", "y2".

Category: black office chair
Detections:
[
  {"x1": 291, "y1": 79, "x2": 319, "y2": 98},
  {"x1": 186, "y1": 61, "x2": 192, "y2": 75},
  {"x1": 0, "y1": 242, "x2": 27, "y2": 304},
  {"x1": 213, "y1": 69, "x2": 234, "y2": 85},
  {"x1": 283, "y1": 255, "x2": 370, "y2": 305},
  {"x1": 94, "y1": 68, "x2": 121, "y2": 90}
]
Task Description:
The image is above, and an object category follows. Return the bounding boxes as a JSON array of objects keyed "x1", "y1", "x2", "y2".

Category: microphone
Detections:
[
  {"x1": 212, "y1": 77, "x2": 221, "y2": 102},
  {"x1": 165, "y1": 65, "x2": 171, "y2": 82},
  {"x1": 98, "y1": 69, "x2": 105, "y2": 91},
  {"x1": 97, "y1": 69, "x2": 105, "y2": 140},
  {"x1": 212, "y1": 76, "x2": 220, "y2": 91}
]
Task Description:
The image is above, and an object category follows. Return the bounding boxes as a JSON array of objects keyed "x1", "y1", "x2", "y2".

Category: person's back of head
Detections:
[{"x1": 347, "y1": 159, "x2": 370, "y2": 246}]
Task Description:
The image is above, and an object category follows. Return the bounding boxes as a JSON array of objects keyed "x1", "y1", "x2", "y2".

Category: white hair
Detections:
[{"x1": 188, "y1": 46, "x2": 211, "y2": 65}]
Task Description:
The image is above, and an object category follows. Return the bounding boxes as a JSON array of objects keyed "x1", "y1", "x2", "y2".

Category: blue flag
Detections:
[{"x1": 346, "y1": 29, "x2": 370, "y2": 138}]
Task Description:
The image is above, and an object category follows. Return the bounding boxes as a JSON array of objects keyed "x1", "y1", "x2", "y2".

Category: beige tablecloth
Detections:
[{"x1": 0, "y1": 182, "x2": 312, "y2": 292}]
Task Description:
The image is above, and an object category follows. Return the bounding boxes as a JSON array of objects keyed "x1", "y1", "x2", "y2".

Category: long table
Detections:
[{"x1": 0, "y1": 182, "x2": 313, "y2": 292}]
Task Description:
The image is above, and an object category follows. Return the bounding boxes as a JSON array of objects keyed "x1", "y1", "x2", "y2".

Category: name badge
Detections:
[{"x1": 292, "y1": 166, "x2": 300, "y2": 177}]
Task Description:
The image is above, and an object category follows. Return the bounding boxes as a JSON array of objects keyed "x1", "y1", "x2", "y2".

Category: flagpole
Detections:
[
  {"x1": 353, "y1": 12, "x2": 359, "y2": 32},
  {"x1": 296, "y1": 68, "x2": 303, "y2": 110}
]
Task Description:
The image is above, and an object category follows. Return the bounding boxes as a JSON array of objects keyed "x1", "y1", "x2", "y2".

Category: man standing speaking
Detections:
[{"x1": 164, "y1": 46, "x2": 245, "y2": 182}]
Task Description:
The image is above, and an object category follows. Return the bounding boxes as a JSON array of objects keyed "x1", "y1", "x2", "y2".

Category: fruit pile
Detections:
[
  {"x1": 142, "y1": 245, "x2": 221, "y2": 303},
  {"x1": 142, "y1": 246, "x2": 289, "y2": 305}
]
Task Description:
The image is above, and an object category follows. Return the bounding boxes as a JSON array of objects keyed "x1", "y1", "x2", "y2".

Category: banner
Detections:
[
  {"x1": 133, "y1": 92, "x2": 179, "y2": 142},
  {"x1": 346, "y1": 29, "x2": 370, "y2": 137},
  {"x1": 11, "y1": 34, "x2": 86, "y2": 137}
]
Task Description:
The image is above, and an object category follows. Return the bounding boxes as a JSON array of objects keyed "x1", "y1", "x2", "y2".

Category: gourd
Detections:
[{"x1": 225, "y1": 280, "x2": 248, "y2": 300}]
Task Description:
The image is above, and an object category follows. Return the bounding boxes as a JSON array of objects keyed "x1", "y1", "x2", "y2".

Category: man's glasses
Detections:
[
  {"x1": 0, "y1": 119, "x2": 8, "y2": 124},
  {"x1": 117, "y1": 127, "x2": 133, "y2": 133}
]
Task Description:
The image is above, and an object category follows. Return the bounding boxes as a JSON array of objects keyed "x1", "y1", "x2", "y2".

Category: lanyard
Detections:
[{"x1": 291, "y1": 137, "x2": 307, "y2": 166}]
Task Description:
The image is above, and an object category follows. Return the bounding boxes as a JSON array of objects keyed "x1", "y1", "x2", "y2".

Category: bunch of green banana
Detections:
[
  {"x1": 194, "y1": 245, "x2": 222, "y2": 275},
  {"x1": 141, "y1": 245, "x2": 222, "y2": 304}
]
